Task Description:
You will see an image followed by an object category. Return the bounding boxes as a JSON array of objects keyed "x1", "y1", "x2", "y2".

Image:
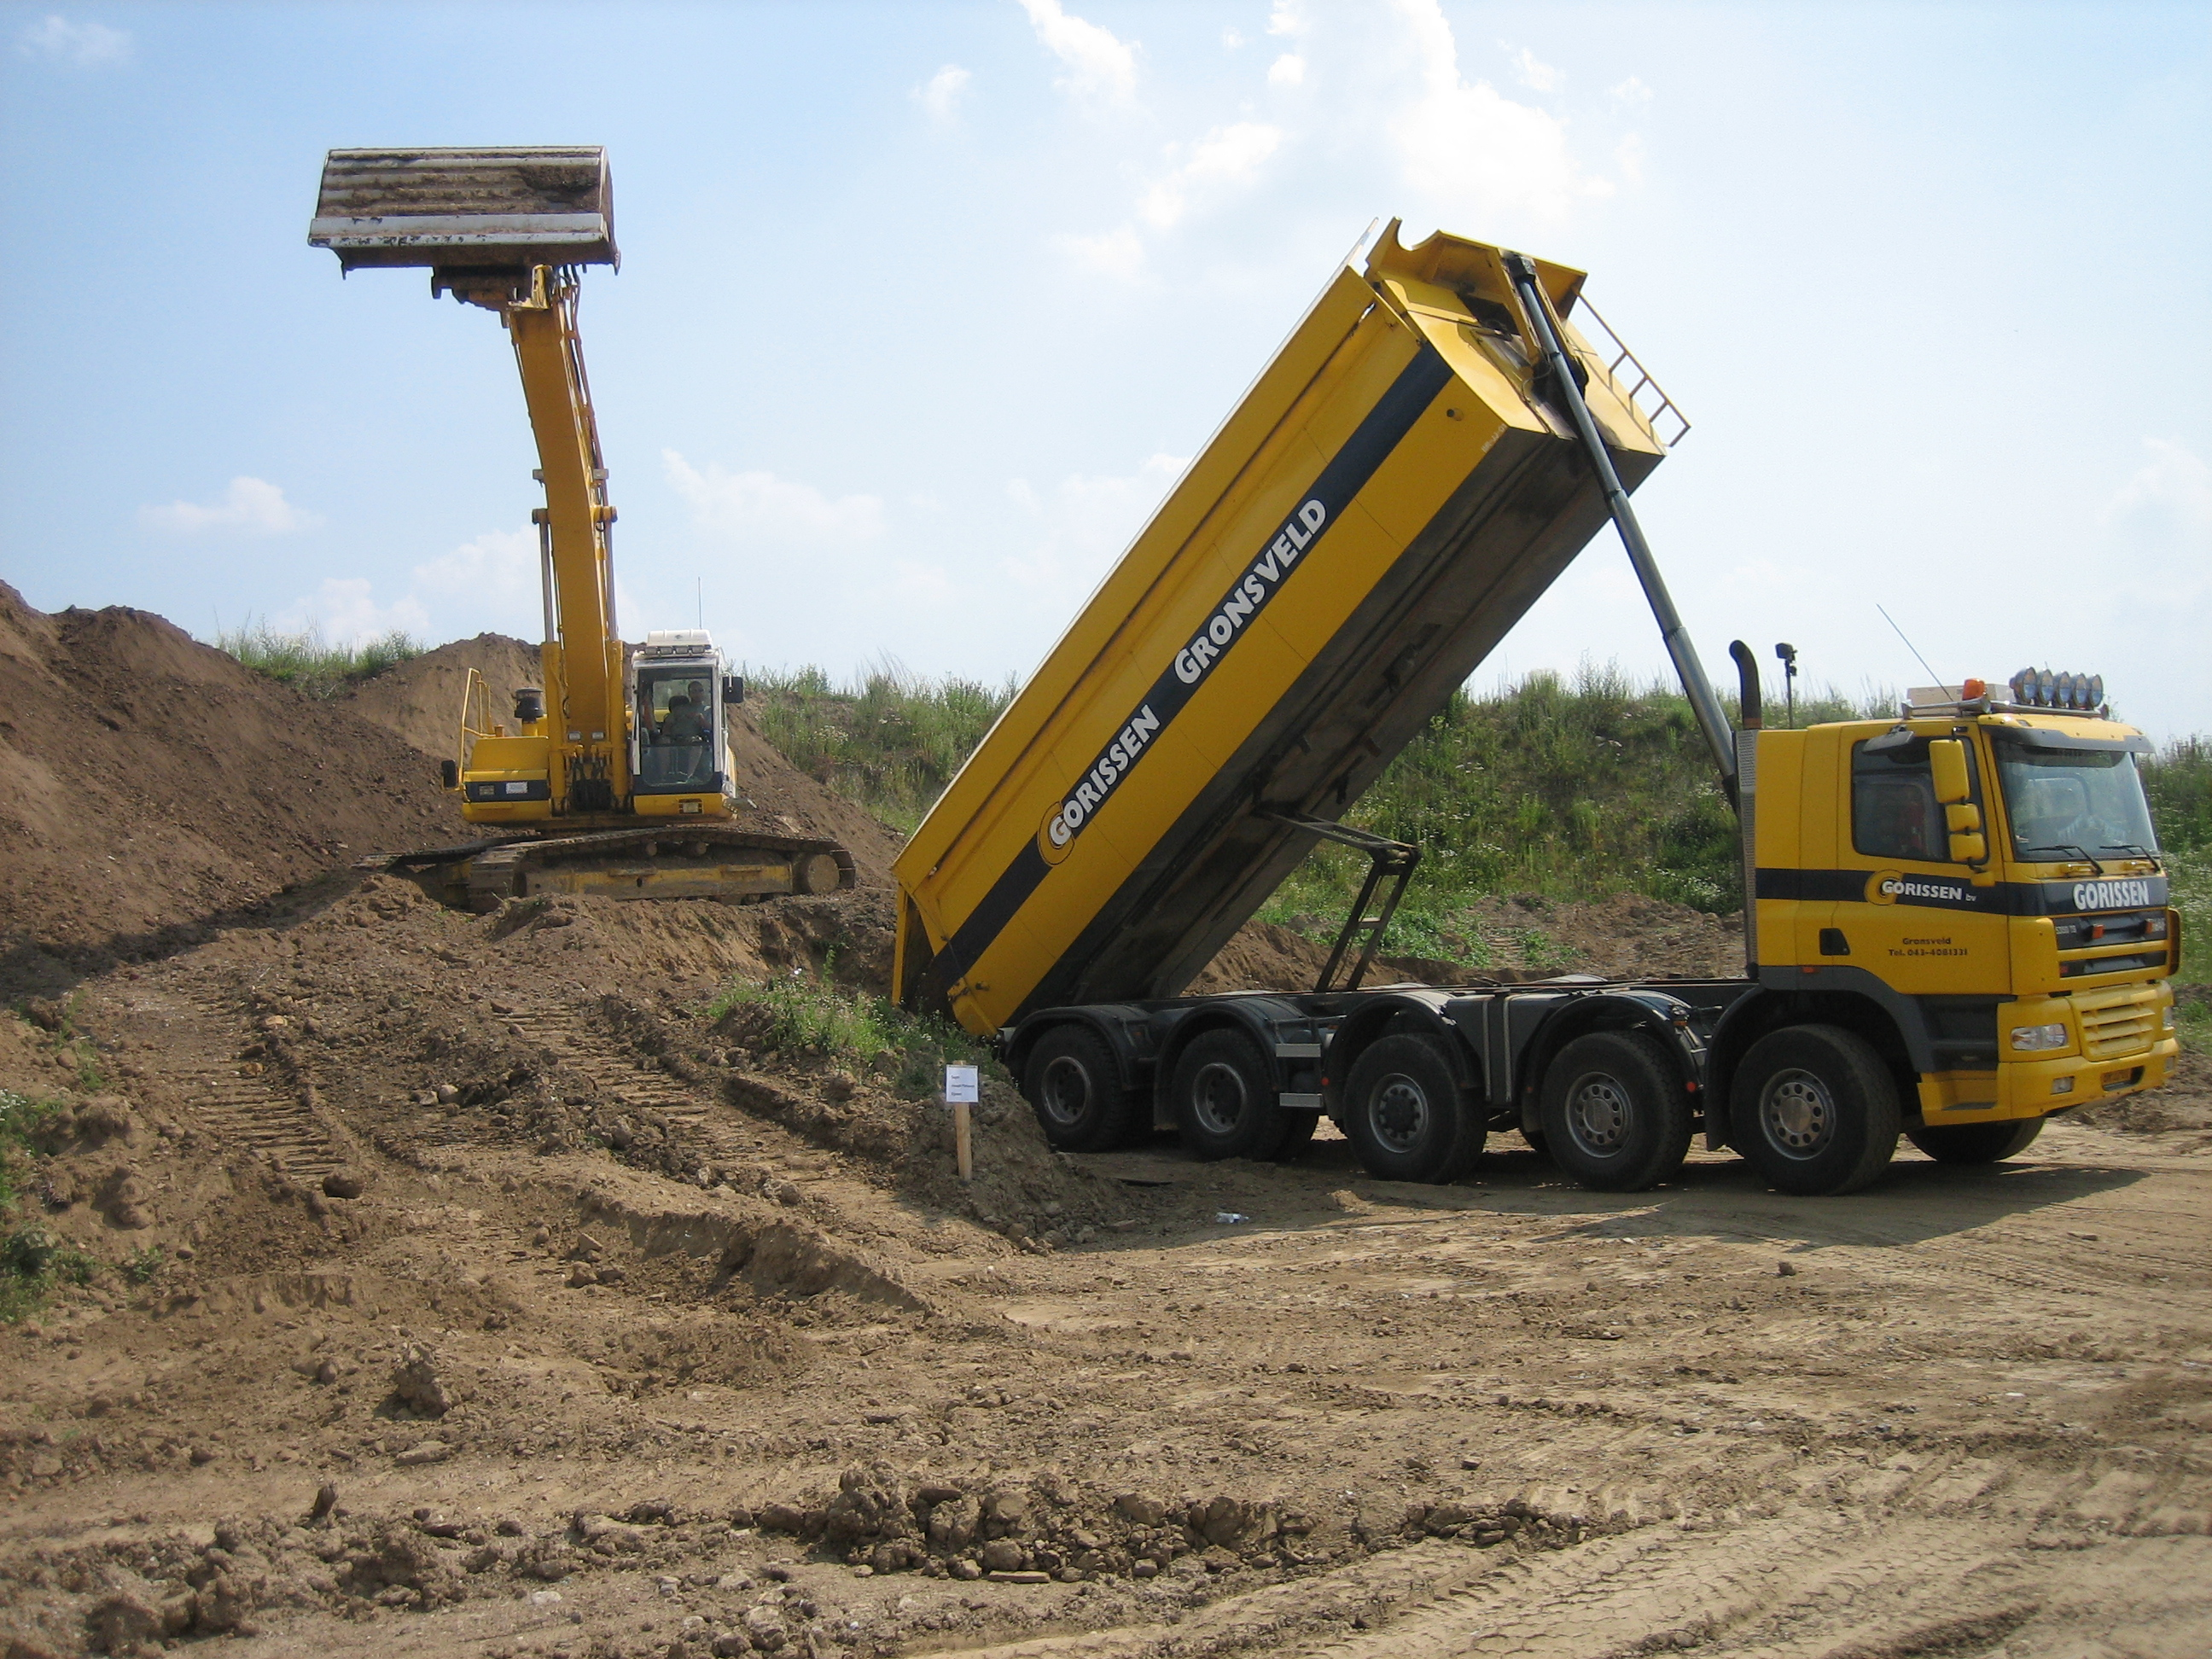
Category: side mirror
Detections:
[
  {"x1": 439, "y1": 759, "x2": 460, "y2": 790},
  {"x1": 1929, "y1": 738, "x2": 1971, "y2": 805},
  {"x1": 1948, "y1": 831, "x2": 1988, "y2": 864},
  {"x1": 722, "y1": 674, "x2": 745, "y2": 706}
]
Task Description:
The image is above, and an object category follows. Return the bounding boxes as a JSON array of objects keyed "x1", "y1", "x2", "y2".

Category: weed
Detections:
[
  {"x1": 214, "y1": 618, "x2": 423, "y2": 700},
  {"x1": 0, "y1": 1090, "x2": 76, "y2": 1322},
  {"x1": 747, "y1": 659, "x2": 1016, "y2": 833},
  {"x1": 707, "y1": 972, "x2": 992, "y2": 1099},
  {"x1": 121, "y1": 1243, "x2": 166, "y2": 1285}
]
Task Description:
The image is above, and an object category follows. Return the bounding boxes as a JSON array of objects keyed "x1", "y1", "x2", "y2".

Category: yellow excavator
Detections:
[{"x1": 310, "y1": 147, "x2": 852, "y2": 911}]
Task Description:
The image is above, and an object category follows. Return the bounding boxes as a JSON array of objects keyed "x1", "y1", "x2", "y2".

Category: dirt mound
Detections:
[
  {"x1": 725, "y1": 706, "x2": 904, "y2": 887},
  {"x1": 340, "y1": 631, "x2": 903, "y2": 886},
  {"x1": 338, "y1": 632, "x2": 540, "y2": 765},
  {"x1": 0, "y1": 582, "x2": 463, "y2": 994}
]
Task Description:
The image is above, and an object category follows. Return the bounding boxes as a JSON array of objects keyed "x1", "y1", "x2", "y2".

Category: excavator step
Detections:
[{"x1": 309, "y1": 146, "x2": 617, "y2": 276}]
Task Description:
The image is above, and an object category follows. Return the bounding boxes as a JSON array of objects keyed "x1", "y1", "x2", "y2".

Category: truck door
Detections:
[{"x1": 1831, "y1": 731, "x2": 2011, "y2": 993}]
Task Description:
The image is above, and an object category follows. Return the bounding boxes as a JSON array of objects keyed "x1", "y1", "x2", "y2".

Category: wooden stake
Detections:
[{"x1": 953, "y1": 1099, "x2": 974, "y2": 1182}]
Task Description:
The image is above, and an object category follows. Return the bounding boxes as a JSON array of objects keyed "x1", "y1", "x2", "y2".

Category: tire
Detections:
[
  {"x1": 1539, "y1": 1030, "x2": 1692, "y2": 1192},
  {"x1": 1342, "y1": 1033, "x2": 1482, "y2": 1184},
  {"x1": 1272, "y1": 1111, "x2": 1320, "y2": 1164},
  {"x1": 1906, "y1": 1115, "x2": 2044, "y2": 1164},
  {"x1": 1732, "y1": 1024, "x2": 1901, "y2": 1196},
  {"x1": 1170, "y1": 1029, "x2": 1288, "y2": 1161},
  {"x1": 1022, "y1": 1024, "x2": 1137, "y2": 1153}
]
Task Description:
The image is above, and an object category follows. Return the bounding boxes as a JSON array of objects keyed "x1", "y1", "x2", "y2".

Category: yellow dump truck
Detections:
[{"x1": 895, "y1": 224, "x2": 2177, "y2": 1196}]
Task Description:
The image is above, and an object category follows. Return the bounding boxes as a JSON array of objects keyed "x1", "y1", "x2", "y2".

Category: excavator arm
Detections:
[{"x1": 503, "y1": 266, "x2": 626, "y2": 812}]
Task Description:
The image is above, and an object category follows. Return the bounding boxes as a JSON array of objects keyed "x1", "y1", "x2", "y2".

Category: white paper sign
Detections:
[{"x1": 943, "y1": 1064, "x2": 980, "y2": 1104}]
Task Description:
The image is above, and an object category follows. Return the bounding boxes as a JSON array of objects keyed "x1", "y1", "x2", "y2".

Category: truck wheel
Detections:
[
  {"x1": 1906, "y1": 1116, "x2": 2044, "y2": 1164},
  {"x1": 1171, "y1": 1029, "x2": 1287, "y2": 1161},
  {"x1": 1022, "y1": 1025, "x2": 1136, "y2": 1153},
  {"x1": 1342, "y1": 1034, "x2": 1481, "y2": 1184},
  {"x1": 1732, "y1": 1024, "x2": 1901, "y2": 1196},
  {"x1": 1539, "y1": 1030, "x2": 1691, "y2": 1192}
]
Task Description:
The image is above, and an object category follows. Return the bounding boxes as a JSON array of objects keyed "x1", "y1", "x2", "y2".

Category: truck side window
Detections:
[{"x1": 1851, "y1": 737, "x2": 1965, "y2": 864}]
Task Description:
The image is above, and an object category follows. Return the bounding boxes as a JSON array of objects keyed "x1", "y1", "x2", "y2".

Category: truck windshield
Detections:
[{"x1": 1994, "y1": 743, "x2": 2158, "y2": 859}]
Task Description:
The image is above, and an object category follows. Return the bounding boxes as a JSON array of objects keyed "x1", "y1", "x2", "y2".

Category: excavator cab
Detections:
[{"x1": 632, "y1": 631, "x2": 738, "y2": 808}]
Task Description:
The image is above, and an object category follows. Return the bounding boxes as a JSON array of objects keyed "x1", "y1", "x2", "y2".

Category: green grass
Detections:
[
  {"x1": 214, "y1": 619, "x2": 423, "y2": 700},
  {"x1": 747, "y1": 661, "x2": 1016, "y2": 834},
  {"x1": 737, "y1": 656, "x2": 2212, "y2": 982},
  {"x1": 707, "y1": 969, "x2": 992, "y2": 1099},
  {"x1": 1255, "y1": 667, "x2": 1892, "y2": 947},
  {"x1": 0, "y1": 1087, "x2": 86, "y2": 1323}
]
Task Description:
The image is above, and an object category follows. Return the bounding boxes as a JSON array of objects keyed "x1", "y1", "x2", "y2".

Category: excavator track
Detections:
[{"x1": 372, "y1": 825, "x2": 855, "y2": 913}]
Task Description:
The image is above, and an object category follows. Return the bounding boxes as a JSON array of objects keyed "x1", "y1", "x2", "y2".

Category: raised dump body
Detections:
[{"x1": 895, "y1": 225, "x2": 1673, "y2": 1038}]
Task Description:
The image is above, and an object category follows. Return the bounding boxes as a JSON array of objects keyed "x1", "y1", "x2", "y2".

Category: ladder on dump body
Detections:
[{"x1": 1266, "y1": 812, "x2": 1422, "y2": 993}]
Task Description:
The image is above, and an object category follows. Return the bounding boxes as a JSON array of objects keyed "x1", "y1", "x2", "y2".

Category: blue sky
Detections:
[{"x1": 3, "y1": 2, "x2": 2207, "y2": 736}]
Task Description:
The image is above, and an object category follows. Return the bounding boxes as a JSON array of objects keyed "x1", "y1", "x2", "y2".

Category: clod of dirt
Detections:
[
  {"x1": 389, "y1": 1344, "x2": 453, "y2": 1417},
  {"x1": 321, "y1": 1167, "x2": 365, "y2": 1199}
]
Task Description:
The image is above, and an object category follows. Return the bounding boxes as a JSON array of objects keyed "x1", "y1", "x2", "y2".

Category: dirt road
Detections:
[{"x1": 3, "y1": 883, "x2": 2208, "y2": 1658}]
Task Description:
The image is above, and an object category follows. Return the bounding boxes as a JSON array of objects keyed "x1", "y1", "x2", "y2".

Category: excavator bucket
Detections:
[{"x1": 308, "y1": 147, "x2": 617, "y2": 282}]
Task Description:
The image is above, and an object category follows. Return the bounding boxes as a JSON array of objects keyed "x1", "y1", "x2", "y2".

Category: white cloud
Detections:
[
  {"x1": 916, "y1": 64, "x2": 972, "y2": 125},
  {"x1": 1267, "y1": 1, "x2": 1308, "y2": 37},
  {"x1": 1222, "y1": 26, "x2": 1246, "y2": 49},
  {"x1": 138, "y1": 476, "x2": 317, "y2": 536},
  {"x1": 663, "y1": 451, "x2": 885, "y2": 545},
  {"x1": 17, "y1": 14, "x2": 129, "y2": 66},
  {"x1": 1610, "y1": 74, "x2": 1653, "y2": 106},
  {"x1": 1505, "y1": 45, "x2": 1559, "y2": 94},
  {"x1": 412, "y1": 527, "x2": 538, "y2": 607},
  {"x1": 2105, "y1": 439, "x2": 2212, "y2": 551},
  {"x1": 1055, "y1": 224, "x2": 1147, "y2": 282},
  {"x1": 1616, "y1": 132, "x2": 1646, "y2": 188},
  {"x1": 1016, "y1": 0, "x2": 1137, "y2": 102},
  {"x1": 1267, "y1": 53, "x2": 1306, "y2": 89},
  {"x1": 273, "y1": 578, "x2": 430, "y2": 646},
  {"x1": 1002, "y1": 453, "x2": 1190, "y2": 608},
  {"x1": 1388, "y1": 0, "x2": 1610, "y2": 223},
  {"x1": 1138, "y1": 121, "x2": 1284, "y2": 230}
]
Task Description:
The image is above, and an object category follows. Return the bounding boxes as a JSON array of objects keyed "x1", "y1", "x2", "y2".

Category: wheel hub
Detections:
[
  {"x1": 1566, "y1": 1071, "x2": 1633, "y2": 1155},
  {"x1": 1371, "y1": 1074, "x2": 1429, "y2": 1154},
  {"x1": 1762, "y1": 1068, "x2": 1834, "y2": 1156},
  {"x1": 1039, "y1": 1056, "x2": 1091, "y2": 1128},
  {"x1": 1190, "y1": 1062, "x2": 1250, "y2": 1136}
]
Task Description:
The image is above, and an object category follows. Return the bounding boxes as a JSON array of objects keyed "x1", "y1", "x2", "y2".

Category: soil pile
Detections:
[
  {"x1": 0, "y1": 583, "x2": 463, "y2": 992},
  {"x1": 338, "y1": 632, "x2": 540, "y2": 765},
  {"x1": 341, "y1": 632, "x2": 904, "y2": 886}
]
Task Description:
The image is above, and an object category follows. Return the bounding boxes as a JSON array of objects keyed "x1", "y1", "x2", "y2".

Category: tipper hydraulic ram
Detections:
[
  {"x1": 899, "y1": 224, "x2": 2178, "y2": 1195},
  {"x1": 310, "y1": 148, "x2": 853, "y2": 909}
]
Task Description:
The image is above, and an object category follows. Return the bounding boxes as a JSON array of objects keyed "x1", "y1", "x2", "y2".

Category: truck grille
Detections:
[{"x1": 2075, "y1": 984, "x2": 2161, "y2": 1060}]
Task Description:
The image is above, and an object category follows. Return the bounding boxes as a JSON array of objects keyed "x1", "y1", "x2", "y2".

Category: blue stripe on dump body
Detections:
[{"x1": 928, "y1": 343, "x2": 1454, "y2": 995}]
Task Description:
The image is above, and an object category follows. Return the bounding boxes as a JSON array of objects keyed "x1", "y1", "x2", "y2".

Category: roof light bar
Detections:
[{"x1": 2008, "y1": 668, "x2": 2104, "y2": 711}]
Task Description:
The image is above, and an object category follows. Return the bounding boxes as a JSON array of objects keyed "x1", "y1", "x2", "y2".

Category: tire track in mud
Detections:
[{"x1": 148, "y1": 984, "x2": 348, "y2": 1182}]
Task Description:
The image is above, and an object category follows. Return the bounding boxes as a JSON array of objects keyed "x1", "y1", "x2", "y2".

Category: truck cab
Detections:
[{"x1": 1735, "y1": 680, "x2": 2178, "y2": 1140}]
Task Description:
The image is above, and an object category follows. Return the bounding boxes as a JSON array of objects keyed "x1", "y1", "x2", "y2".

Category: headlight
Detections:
[{"x1": 2010, "y1": 1022, "x2": 2068, "y2": 1051}]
